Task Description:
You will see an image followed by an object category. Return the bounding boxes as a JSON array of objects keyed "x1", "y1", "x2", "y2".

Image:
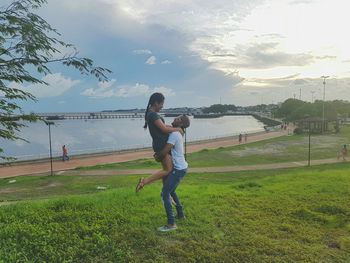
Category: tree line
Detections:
[{"x1": 275, "y1": 99, "x2": 350, "y2": 121}]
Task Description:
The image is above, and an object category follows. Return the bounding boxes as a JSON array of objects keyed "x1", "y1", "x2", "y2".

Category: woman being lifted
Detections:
[{"x1": 136, "y1": 92, "x2": 183, "y2": 192}]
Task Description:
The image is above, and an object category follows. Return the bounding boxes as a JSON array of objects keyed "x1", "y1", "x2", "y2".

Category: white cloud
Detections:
[
  {"x1": 116, "y1": 83, "x2": 150, "y2": 97},
  {"x1": 133, "y1": 49, "x2": 152, "y2": 55},
  {"x1": 145, "y1": 56, "x2": 156, "y2": 65},
  {"x1": 10, "y1": 73, "x2": 80, "y2": 98},
  {"x1": 153, "y1": 86, "x2": 176, "y2": 97},
  {"x1": 161, "y1": 60, "x2": 172, "y2": 64},
  {"x1": 81, "y1": 81, "x2": 175, "y2": 99},
  {"x1": 98, "y1": 79, "x2": 117, "y2": 89}
]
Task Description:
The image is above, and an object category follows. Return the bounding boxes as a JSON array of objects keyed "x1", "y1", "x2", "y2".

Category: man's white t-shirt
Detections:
[{"x1": 167, "y1": 131, "x2": 188, "y2": 170}]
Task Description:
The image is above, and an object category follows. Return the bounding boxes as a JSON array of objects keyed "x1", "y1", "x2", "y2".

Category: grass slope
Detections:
[{"x1": 1, "y1": 163, "x2": 350, "y2": 262}]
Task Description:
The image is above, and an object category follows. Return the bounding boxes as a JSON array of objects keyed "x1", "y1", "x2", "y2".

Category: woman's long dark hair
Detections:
[{"x1": 143, "y1": 92, "x2": 165, "y2": 129}]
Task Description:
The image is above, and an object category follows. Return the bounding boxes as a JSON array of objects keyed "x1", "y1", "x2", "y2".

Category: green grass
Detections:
[
  {"x1": 79, "y1": 126, "x2": 350, "y2": 170},
  {"x1": 1, "y1": 163, "x2": 350, "y2": 262}
]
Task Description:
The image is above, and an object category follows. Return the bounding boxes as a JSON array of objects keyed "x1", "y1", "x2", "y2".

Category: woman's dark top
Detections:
[{"x1": 146, "y1": 111, "x2": 168, "y2": 152}]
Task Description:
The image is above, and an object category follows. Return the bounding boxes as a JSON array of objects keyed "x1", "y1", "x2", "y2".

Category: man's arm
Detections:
[{"x1": 155, "y1": 143, "x2": 173, "y2": 161}]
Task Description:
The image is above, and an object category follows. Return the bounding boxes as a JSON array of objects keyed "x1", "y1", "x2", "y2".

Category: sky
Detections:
[{"x1": 9, "y1": 0, "x2": 350, "y2": 112}]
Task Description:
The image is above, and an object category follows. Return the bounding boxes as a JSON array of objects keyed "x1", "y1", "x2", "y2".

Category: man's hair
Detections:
[{"x1": 179, "y1": 114, "x2": 190, "y2": 129}]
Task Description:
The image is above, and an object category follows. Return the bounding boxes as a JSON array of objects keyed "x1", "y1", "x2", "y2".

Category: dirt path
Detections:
[
  {"x1": 57, "y1": 157, "x2": 345, "y2": 176},
  {"x1": 0, "y1": 130, "x2": 289, "y2": 178}
]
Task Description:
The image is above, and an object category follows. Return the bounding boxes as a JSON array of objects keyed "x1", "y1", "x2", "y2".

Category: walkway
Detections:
[
  {"x1": 0, "y1": 130, "x2": 288, "y2": 178},
  {"x1": 58, "y1": 158, "x2": 344, "y2": 177}
]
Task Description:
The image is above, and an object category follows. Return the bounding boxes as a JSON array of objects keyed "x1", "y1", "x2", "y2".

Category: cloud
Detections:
[
  {"x1": 37, "y1": 0, "x2": 350, "y2": 108},
  {"x1": 10, "y1": 73, "x2": 80, "y2": 98},
  {"x1": 209, "y1": 42, "x2": 314, "y2": 70},
  {"x1": 289, "y1": 0, "x2": 314, "y2": 5},
  {"x1": 161, "y1": 60, "x2": 172, "y2": 64},
  {"x1": 98, "y1": 79, "x2": 117, "y2": 89},
  {"x1": 81, "y1": 81, "x2": 175, "y2": 99},
  {"x1": 133, "y1": 49, "x2": 152, "y2": 55},
  {"x1": 145, "y1": 56, "x2": 157, "y2": 65}
]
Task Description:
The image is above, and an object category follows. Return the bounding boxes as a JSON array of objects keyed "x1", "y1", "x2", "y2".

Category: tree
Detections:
[
  {"x1": 0, "y1": 0, "x2": 111, "y2": 159},
  {"x1": 203, "y1": 104, "x2": 237, "y2": 114}
]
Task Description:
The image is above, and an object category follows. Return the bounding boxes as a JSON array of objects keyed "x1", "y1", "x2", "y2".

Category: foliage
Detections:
[
  {"x1": 0, "y1": 0, "x2": 111, "y2": 159},
  {"x1": 276, "y1": 99, "x2": 350, "y2": 121},
  {"x1": 0, "y1": 164, "x2": 350, "y2": 262},
  {"x1": 202, "y1": 104, "x2": 237, "y2": 113},
  {"x1": 293, "y1": 127, "x2": 303, "y2": 135}
]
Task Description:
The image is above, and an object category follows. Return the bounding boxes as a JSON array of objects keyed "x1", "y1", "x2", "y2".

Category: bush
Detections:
[{"x1": 293, "y1": 127, "x2": 303, "y2": 134}]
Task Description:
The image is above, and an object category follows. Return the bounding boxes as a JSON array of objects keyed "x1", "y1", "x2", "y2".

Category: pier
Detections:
[{"x1": 37, "y1": 112, "x2": 145, "y2": 120}]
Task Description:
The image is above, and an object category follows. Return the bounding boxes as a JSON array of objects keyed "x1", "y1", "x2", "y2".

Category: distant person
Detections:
[
  {"x1": 244, "y1": 133, "x2": 248, "y2": 143},
  {"x1": 62, "y1": 145, "x2": 69, "y2": 161},
  {"x1": 238, "y1": 133, "x2": 242, "y2": 144},
  {"x1": 338, "y1": 144, "x2": 348, "y2": 161},
  {"x1": 136, "y1": 93, "x2": 183, "y2": 192}
]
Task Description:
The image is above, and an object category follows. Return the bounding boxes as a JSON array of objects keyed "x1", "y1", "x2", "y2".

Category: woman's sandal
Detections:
[{"x1": 136, "y1": 177, "x2": 145, "y2": 193}]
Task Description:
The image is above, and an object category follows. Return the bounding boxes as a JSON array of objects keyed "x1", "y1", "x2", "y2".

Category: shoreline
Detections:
[
  {"x1": 0, "y1": 129, "x2": 289, "y2": 178},
  {"x1": 1, "y1": 130, "x2": 269, "y2": 166}
]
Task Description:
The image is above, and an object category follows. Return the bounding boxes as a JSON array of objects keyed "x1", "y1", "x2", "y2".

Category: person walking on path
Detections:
[
  {"x1": 238, "y1": 133, "x2": 242, "y2": 144},
  {"x1": 153, "y1": 115, "x2": 190, "y2": 232},
  {"x1": 62, "y1": 145, "x2": 69, "y2": 161},
  {"x1": 136, "y1": 93, "x2": 183, "y2": 192},
  {"x1": 337, "y1": 144, "x2": 347, "y2": 161},
  {"x1": 244, "y1": 133, "x2": 248, "y2": 143}
]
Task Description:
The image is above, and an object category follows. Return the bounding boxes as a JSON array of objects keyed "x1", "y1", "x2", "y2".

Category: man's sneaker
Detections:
[
  {"x1": 157, "y1": 225, "x2": 177, "y2": 232},
  {"x1": 176, "y1": 215, "x2": 185, "y2": 220}
]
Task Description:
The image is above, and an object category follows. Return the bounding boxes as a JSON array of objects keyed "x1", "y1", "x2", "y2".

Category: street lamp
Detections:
[
  {"x1": 46, "y1": 121, "x2": 54, "y2": 176},
  {"x1": 321, "y1": 75, "x2": 329, "y2": 133},
  {"x1": 311, "y1": 91, "x2": 315, "y2": 103}
]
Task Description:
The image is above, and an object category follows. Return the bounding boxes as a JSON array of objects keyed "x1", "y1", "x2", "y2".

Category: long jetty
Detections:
[
  {"x1": 37, "y1": 112, "x2": 145, "y2": 120},
  {"x1": 36, "y1": 111, "x2": 282, "y2": 127}
]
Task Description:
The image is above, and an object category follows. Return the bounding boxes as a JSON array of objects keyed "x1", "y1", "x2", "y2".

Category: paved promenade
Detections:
[{"x1": 0, "y1": 130, "x2": 288, "y2": 178}]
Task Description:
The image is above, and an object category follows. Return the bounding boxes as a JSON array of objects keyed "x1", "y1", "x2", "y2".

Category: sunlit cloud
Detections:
[
  {"x1": 81, "y1": 81, "x2": 175, "y2": 99},
  {"x1": 11, "y1": 73, "x2": 80, "y2": 98},
  {"x1": 161, "y1": 60, "x2": 172, "y2": 64},
  {"x1": 133, "y1": 49, "x2": 152, "y2": 55},
  {"x1": 145, "y1": 56, "x2": 156, "y2": 65}
]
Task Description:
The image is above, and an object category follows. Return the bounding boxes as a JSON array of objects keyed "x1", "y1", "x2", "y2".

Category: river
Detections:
[{"x1": 0, "y1": 115, "x2": 265, "y2": 161}]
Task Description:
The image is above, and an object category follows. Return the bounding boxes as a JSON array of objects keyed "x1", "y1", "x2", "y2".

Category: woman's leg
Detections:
[
  {"x1": 144, "y1": 154, "x2": 172, "y2": 185},
  {"x1": 136, "y1": 154, "x2": 172, "y2": 192}
]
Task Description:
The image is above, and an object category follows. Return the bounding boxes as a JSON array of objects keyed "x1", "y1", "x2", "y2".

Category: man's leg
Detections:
[
  {"x1": 161, "y1": 169, "x2": 187, "y2": 226},
  {"x1": 170, "y1": 191, "x2": 184, "y2": 219}
]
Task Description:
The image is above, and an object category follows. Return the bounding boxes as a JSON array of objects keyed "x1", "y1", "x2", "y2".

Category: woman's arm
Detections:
[{"x1": 153, "y1": 119, "x2": 183, "y2": 134}]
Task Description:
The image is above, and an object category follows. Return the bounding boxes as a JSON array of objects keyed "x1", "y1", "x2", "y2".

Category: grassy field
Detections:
[
  {"x1": 1, "y1": 127, "x2": 349, "y2": 262},
  {"x1": 78, "y1": 126, "x2": 350, "y2": 171},
  {"x1": 1, "y1": 163, "x2": 350, "y2": 262}
]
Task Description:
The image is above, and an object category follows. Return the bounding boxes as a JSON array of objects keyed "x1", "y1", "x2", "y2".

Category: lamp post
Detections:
[
  {"x1": 321, "y1": 75, "x2": 329, "y2": 133},
  {"x1": 308, "y1": 119, "x2": 311, "y2": 166},
  {"x1": 304, "y1": 115, "x2": 311, "y2": 167},
  {"x1": 46, "y1": 121, "x2": 54, "y2": 176},
  {"x1": 311, "y1": 91, "x2": 315, "y2": 103}
]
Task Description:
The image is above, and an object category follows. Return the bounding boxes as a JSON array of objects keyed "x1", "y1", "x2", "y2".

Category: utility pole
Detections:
[
  {"x1": 311, "y1": 91, "x2": 315, "y2": 103},
  {"x1": 46, "y1": 121, "x2": 54, "y2": 176},
  {"x1": 321, "y1": 76, "x2": 329, "y2": 133}
]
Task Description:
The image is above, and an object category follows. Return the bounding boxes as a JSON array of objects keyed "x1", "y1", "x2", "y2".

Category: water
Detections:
[{"x1": 0, "y1": 115, "x2": 265, "y2": 161}]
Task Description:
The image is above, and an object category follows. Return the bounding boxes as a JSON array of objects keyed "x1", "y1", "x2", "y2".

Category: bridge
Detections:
[{"x1": 36, "y1": 112, "x2": 145, "y2": 120}]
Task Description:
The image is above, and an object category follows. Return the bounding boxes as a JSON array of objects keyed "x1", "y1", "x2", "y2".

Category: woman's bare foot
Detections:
[{"x1": 136, "y1": 177, "x2": 145, "y2": 193}]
